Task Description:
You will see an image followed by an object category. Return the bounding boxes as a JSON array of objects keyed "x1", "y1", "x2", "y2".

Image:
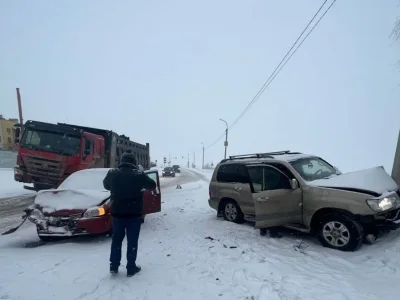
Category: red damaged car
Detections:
[{"x1": 24, "y1": 168, "x2": 161, "y2": 241}]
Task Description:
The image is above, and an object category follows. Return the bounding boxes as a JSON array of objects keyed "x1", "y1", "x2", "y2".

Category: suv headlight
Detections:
[
  {"x1": 367, "y1": 197, "x2": 399, "y2": 212},
  {"x1": 83, "y1": 207, "x2": 106, "y2": 218}
]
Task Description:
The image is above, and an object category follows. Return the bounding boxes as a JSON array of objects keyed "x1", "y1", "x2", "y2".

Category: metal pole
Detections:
[
  {"x1": 220, "y1": 119, "x2": 228, "y2": 159},
  {"x1": 201, "y1": 142, "x2": 204, "y2": 169},
  {"x1": 16, "y1": 88, "x2": 23, "y2": 127}
]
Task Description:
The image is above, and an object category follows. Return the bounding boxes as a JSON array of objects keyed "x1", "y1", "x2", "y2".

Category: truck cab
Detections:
[{"x1": 14, "y1": 120, "x2": 105, "y2": 190}]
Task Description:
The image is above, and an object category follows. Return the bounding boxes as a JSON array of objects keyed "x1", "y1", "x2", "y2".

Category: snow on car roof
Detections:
[
  {"x1": 271, "y1": 153, "x2": 316, "y2": 162},
  {"x1": 58, "y1": 168, "x2": 111, "y2": 190},
  {"x1": 224, "y1": 153, "x2": 315, "y2": 164}
]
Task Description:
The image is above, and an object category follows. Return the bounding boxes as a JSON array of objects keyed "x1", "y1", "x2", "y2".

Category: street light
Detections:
[
  {"x1": 219, "y1": 118, "x2": 228, "y2": 159},
  {"x1": 200, "y1": 142, "x2": 205, "y2": 169}
]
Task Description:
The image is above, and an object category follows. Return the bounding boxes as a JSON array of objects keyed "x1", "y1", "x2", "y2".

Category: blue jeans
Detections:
[{"x1": 110, "y1": 216, "x2": 142, "y2": 270}]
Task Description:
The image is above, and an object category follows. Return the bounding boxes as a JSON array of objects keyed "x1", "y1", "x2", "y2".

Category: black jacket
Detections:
[{"x1": 103, "y1": 163, "x2": 157, "y2": 218}]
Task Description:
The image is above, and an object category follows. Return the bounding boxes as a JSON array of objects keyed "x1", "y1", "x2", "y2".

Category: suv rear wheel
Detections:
[
  {"x1": 316, "y1": 213, "x2": 364, "y2": 251},
  {"x1": 222, "y1": 200, "x2": 244, "y2": 224}
]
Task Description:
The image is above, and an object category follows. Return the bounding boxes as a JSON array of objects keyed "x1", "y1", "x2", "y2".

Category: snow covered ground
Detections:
[
  {"x1": 2, "y1": 170, "x2": 400, "y2": 299},
  {"x1": 0, "y1": 168, "x2": 34, "y2": 199}
]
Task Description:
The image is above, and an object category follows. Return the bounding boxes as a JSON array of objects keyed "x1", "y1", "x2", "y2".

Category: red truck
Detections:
[{"x1": 13, "y1": 120, "x2": 150, "y2": 191}]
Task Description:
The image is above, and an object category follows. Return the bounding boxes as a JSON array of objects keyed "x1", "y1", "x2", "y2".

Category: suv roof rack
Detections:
[{"x1": 220, "y1": 150, "x2": 302, "y2": 163}]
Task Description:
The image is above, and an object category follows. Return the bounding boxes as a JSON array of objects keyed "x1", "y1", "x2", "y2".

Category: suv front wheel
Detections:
[
  {"x1": 317, "y1": 213, "x2": 364, "y2": 252},
  {"x1": 222, "y1": 200, "x2": 244, "y2": 224}
]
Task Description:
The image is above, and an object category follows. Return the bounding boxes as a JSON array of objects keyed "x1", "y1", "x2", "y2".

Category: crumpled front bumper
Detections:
[
  {"x1": 359, "y1": 208, "x2": 400, "y2": 234},
  {"x1": 27, "y1": 209, "x2": 87, "y2": 237}
]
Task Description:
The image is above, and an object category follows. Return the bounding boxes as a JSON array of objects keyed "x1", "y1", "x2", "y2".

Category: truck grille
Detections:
[{"x1": 24, "y1": 156, "x2": 63, "y2": 178}]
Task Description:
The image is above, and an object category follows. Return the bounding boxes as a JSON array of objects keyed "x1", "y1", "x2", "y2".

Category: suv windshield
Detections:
[
  {"x1": 164, "y1": 167, "x2": 173, "y2": 171},
  {"x1": 290, "y1": 157, "x2": 338, "y2": 181},
  {"x1": 20, "y1": 129, "x2": 81, "y2": 156}
]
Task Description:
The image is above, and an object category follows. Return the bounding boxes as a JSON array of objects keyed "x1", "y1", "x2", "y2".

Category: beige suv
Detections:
[{"x1": 208, "y1": 151, "x2": 400, "y2": 251}]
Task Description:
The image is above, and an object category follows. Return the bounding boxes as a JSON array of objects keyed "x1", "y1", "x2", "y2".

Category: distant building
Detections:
[{"x1": 0, "y1": 115, "x2": 18, "y2": 151}]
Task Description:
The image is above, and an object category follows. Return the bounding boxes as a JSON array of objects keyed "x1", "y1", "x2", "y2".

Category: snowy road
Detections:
[{"x1": 2, "y1": 169, "x2": 400, "y2": 299}]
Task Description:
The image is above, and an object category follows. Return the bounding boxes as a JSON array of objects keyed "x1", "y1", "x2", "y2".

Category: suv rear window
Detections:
[{"x1": 216, "y1": 164, "x2": 250, "y2": 183}]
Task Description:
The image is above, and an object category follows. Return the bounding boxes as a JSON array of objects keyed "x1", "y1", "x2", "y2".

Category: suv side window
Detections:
[
  {"x1": 247, "y1": 166, "x2": 291, "y2": 192},
  {"x1": 266, "y1": 162, "x2": 295, "y2": 180},
  {"x1": 216, "y1": 164, "x2": 250, "y2": 183}
]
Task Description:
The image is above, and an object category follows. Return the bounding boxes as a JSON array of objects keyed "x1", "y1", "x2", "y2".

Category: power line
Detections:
[
  {"x1": 228, "y1": 0, "x2": 330, "y2": 131},
  {"x1": 206, "y1": 0, "x2": 337, "y2": 149}
]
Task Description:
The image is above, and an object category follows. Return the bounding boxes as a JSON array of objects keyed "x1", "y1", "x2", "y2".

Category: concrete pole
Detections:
[
  {"x1": 16, "y1": 88, "x2": 23, "y2": 127},
  {"x1": 220, "y1": 119, "x2": 228, "y2": 159},
  {"x1": 392, "y1": 129, "x2": 400, "y2": 187}
]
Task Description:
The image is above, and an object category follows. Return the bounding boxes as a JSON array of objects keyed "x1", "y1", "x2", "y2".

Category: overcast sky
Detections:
[{"x1": 1, "y1": 0, "x2": 399, "y2": 173}]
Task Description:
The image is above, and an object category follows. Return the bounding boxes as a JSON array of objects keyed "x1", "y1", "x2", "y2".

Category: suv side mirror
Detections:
[{"x1": 290, "y1": 178, "x2": 298, "y2": 189}]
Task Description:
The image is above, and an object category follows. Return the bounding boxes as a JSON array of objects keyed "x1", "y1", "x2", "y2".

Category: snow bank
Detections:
[
  {"x1": 0, "y1": 168, "x2": 34, "y2": 198},
  {"x1": 187, "y1": 167, "x2": 214, "y2": 181},
  {"x1": 310, "y1": 166, "x2": 399, "y2": 194}
]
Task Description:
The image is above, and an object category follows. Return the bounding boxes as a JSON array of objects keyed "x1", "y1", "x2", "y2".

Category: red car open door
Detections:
[{"x1": 142, "y1": 170, "x2": 161, "y2": 214}]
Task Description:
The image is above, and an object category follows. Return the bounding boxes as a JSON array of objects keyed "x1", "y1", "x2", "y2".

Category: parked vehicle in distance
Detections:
[
  {"x1": 162, "y1": 167, "x2": 175, "y2": 177},
  {"x1": 24, "y1": 168, "x2": 161, "y2": 241},
  {"x1": 172, "y1": 165, "x2": 181, "y2": 173},
  {"x1": 208, "y1": 150, "x2": 400, "y2": 252},
  {"x1": 13, "y1": 120, "x2": 150, "y2": 191}
]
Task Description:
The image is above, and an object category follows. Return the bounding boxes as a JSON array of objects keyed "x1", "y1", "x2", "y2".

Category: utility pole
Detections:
[
  {"x1": 16, "y1": 88, "x2": 24, "y2": 128},
  {"x1": 200, "y1": 142, "x2": 205, "y2": 169},
  {"x1": 220, "y1": 118, "x2": 228, "y2": 159},
  {"x1": 187, "y1": 153, "x2": 190, "y2": 168}
]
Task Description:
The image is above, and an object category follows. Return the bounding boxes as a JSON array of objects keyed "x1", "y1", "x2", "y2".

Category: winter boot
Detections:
[
  {"x1": 127, "y1": 265, "x2": 141, "y2": 277},
  {"x1": 110, "y1": 264, "x2": 119, "y2": 274}
]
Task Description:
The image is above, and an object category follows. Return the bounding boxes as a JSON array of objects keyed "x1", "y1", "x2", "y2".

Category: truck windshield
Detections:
[
  {"x1": 289, "y1": 157, "x2": 339, "y2": 182},
  {"x1": 20, "y1": 129, "x2": 81, "y2": 156}
]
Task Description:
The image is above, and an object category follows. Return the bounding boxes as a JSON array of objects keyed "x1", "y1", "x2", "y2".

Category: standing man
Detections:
[{"x1": 103, "y1": 151, "x2": 156, "y2": 277}]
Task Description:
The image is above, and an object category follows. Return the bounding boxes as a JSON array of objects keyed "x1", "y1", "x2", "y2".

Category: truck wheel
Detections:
[
  {"x1": 222, "y1": 200, "x2": 244, "y2": 224},
  {"x1": 316, "y1": 213, "x2": 364, "y2": 251}
]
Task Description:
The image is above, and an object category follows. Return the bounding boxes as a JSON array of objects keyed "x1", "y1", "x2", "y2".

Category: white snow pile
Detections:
[
  {"x1": 0, "y1": 168, "x2": 34, "y2": 198},
  {"x1": 310, "y1": 166, "x2": 399, "y2": 194},
  {"x1": 2, "y1": 173, "x2": 400, "y2": 299}
]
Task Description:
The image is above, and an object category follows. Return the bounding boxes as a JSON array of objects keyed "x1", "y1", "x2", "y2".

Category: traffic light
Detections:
[{"x1": 163, "y1": 157, "x2": 167, "y2": 164}]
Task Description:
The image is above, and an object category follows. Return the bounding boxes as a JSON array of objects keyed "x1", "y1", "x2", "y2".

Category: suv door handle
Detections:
[{"x1": 257, "y1": 197, "x2": 269, "y2": 202}]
